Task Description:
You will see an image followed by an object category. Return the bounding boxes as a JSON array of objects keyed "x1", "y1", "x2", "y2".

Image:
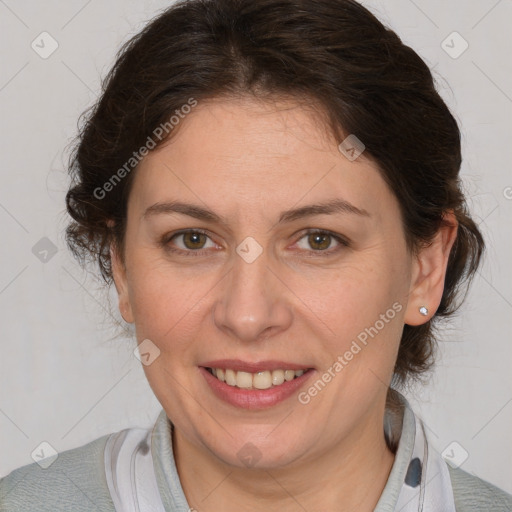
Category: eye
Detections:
[
  {"x1": 163, "y1": 229, "x2": 218, "y2": 256},
  {"x1": 294, "y1": 229, "x2": 349, "y2": 255},
  {"x1": 161, "y1": 228, "x2": 349, "y2": 258}
]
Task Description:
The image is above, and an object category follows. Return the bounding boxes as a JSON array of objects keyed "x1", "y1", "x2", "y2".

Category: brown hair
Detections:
[{"x1": 65, "y1": 0, "x2": 484, "y2": 385}]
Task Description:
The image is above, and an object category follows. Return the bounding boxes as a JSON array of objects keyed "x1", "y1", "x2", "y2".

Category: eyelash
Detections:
[{"x1": 161, "y1": 229, "x2": 350, "y2": 258}]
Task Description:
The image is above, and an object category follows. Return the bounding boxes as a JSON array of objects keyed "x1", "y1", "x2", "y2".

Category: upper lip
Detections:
[{"x1": 200, "y1": 359, "x2": 312, "y2": 373}]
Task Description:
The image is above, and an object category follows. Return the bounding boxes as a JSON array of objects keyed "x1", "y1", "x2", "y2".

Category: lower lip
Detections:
[{"x1": 200, "y1": 367, "x2": 315, "y2": 410}]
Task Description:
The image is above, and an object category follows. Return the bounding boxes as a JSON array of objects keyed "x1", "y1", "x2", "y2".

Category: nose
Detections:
[{"x1": 212, "y1": 247, "x2": 293, "y2": 343}]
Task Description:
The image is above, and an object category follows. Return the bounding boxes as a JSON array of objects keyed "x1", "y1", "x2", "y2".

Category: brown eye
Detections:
[
  {"x1": 294, "y1": 230, "x2": 349, "y2": 255},
  {"x1": 181, "y1": 232, "x2": 208, "y2": 250},
  {"x1": 307, "y1": 233, "x2": 332, "y2": 251},
  {"x1": 164, "y1": 230, "x2": 217, "y2": 255}
]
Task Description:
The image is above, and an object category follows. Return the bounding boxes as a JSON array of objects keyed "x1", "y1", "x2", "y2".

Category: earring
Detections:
[{"x1": 419, "y1": 306, "x2": 428, "y2": 316}]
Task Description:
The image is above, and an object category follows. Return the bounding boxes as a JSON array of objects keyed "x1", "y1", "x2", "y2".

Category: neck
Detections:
[{"x1": 173, "y1": 406, "x2": 396, "y2": 512}]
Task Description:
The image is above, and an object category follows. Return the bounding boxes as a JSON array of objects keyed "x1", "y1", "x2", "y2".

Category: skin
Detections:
[{"x1": 111, "y1": 96, "x2": 457, "y2": 511}]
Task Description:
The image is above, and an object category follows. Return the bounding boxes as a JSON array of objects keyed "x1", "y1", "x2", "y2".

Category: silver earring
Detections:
[{"x1": 419, "y1": 306, "x2": 428, "y2": 316}]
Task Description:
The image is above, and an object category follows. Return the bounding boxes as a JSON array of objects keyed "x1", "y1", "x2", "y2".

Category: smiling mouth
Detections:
[{"x1": 205, "y1": 367, "x2": 311, "y2": 390}]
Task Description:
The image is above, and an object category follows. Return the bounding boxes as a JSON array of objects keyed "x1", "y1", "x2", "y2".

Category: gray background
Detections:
[{"x1": 1, "y1": 0, "x2": 511, "y2": 494}]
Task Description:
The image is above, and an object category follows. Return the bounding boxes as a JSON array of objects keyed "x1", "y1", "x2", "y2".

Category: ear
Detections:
[
  {"x1": 110, "y1": 239, "x2": 135, "y2": 324},
  {"x1": 404, "y1": 212, "x2": 458, "y2": 326}
]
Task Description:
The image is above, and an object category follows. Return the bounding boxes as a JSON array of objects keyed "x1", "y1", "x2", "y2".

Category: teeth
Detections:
[
  {"x1": 253, "y1": 371, "x2": 272, "y2": 390},
  {"x1": 225, "y1": 369, "x2": 237, "y2": 386},
  {"x1": 236, "y1": 371, "x2": 253, "y2": 389},
  {"x1": 284, "y1": 370, "x2": 295, "y2": 381},
  {"x1": 209, "y1": 367, "x2": 307, "y2": 389},
  {"x1": 272, "y1": 370, "x2": 285, "y2": 386}
]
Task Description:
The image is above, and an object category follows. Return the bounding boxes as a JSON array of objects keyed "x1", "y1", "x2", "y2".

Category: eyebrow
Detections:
[{"x1": 142, "y1": 198, "x2": 370, "y2": 225}]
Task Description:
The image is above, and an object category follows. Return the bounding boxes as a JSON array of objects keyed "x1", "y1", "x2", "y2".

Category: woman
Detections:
[{"x1": 1, "y1": 0, "x2": 510, "y2": 510}]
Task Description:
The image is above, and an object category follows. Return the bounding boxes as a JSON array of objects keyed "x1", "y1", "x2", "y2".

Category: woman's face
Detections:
[{"x1": 113, "y1": 96, "x2": 420, "y2": 469}]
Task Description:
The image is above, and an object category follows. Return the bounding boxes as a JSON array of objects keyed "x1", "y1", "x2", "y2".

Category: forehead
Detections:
[{"x1": 128, "y1": 97, "x2": 395, "y2": 222}]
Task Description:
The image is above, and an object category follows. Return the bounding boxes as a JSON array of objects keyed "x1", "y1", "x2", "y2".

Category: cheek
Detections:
[
  {"x1": 301, "y1": 257, "x2": 406, "y2": 369},
  {"x1": 305, "y1": 258, "x2": 401, "y2": 320},
  {"x1": 125, "y1": 255, "x2": 178, "y2": 332},
  {"x1": 126, "y1": 255, "x2": 217, "y2": 346}
]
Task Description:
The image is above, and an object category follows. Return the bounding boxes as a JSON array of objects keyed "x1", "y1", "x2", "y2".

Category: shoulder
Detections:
[
  {"x1": 0, "y1": 433, "x2": 115, "y2": 512},
  {"x1": 448, "y1": 465, "x2": 512, "y2": 512}
]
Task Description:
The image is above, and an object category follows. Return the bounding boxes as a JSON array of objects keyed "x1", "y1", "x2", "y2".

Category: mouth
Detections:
[
  {"x1": 205, "y1": 367, "x2": 310, "y2": 390},
  {"x1": 199, "y1": 360, "x2": 315, "y2": 410}
]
